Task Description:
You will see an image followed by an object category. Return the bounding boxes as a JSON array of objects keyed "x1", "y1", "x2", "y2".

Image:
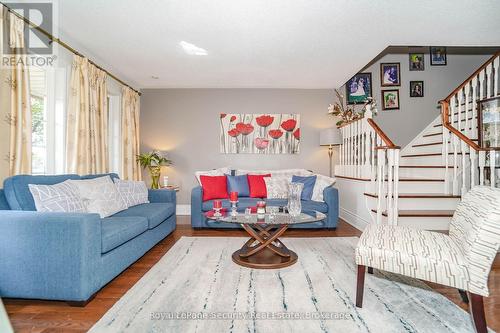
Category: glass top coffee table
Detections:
[{"x1": 207, "y1": 209, "x2": 326, "y2": 269}]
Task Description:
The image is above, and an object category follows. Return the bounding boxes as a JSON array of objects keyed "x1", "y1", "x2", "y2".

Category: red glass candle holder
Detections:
[
  {"x1": 213, "y1": 200, "x2": 222, "y2": 209},
  {"x1": 230, "y1": 191, "x2": 238, "y2": 202}
]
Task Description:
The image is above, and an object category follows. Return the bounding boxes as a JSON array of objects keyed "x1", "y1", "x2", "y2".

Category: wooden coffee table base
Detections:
[{"x1": 232, "y1": 223, "x2": 298, "y2": 269}]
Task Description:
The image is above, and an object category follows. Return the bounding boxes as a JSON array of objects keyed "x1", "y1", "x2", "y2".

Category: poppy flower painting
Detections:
[{"x1": 220, "y1": 113, "x2": 300, "y2": 154}]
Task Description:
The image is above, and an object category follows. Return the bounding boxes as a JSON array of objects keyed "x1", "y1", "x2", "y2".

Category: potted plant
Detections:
[{"x1": 136, "y1": 151, "x2": 172, "y2": 189}]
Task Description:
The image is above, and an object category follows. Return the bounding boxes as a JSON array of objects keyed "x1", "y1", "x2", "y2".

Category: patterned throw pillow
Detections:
[
  {"x1": 29, "y1": 180, "x2": 86, "y2": 213},
  {"x1": 114, "y1": 179, "x2": 149, "y2": 208},
  {"x1": 195, "y1": 167, "x2": 232, "y2": 185},
  {"x1": 67, "y1": 176, "x2": 127, "y2": 218},
  {"x1": 264, "y1": 177, "x2": 290, "y2": 199},
  {"x1": 311, "y1": 175, "x2": 337, "y2": 202}
]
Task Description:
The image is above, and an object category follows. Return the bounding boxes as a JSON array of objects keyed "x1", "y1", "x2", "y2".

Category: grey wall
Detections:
[
  {"x1": 140, "y1": 89, "x2": 336, "y2": 204},
  {"x1": 353, "y1": 53, "x2": 491, "y2": 148}
]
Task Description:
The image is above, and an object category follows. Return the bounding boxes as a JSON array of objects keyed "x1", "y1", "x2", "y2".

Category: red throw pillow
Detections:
[
  {"x1": 247, "y1": 174, "x2": 271, "y2": 198},
  {"x1": 200, "y1": 175, "x2": 229, "y2": 201}
]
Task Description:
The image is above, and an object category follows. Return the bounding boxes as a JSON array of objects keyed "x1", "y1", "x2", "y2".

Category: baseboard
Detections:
[
  {"x1": 339, "y1": 207, "x2": 370, "y2": 231},
  {"x1": 176, "y1": 204, "x2": 191, "y2": 216}
]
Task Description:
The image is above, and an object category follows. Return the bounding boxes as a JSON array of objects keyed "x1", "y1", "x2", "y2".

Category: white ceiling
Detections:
[{"x1": 24, "y1": 0, "x2": 500, "y2": 89}]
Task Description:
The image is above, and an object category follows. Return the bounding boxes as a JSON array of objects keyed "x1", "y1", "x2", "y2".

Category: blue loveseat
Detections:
[
  {"x1": 191, "y1": 186, "x2": 339, "y2": 229},
  {"x1": 0, "y1": 173, "x2": 176, "y2": 304}
]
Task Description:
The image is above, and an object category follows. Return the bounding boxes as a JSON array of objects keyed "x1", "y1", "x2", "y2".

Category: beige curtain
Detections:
[
  {"x1": 66, "y1": 55, "x2": 109, "y2": 174},
  {"x1": 121, "y1": 87, "x2": 141, "y2": 180},
  {"x1": 8, "y1": 12, "x2": 31, "y2": 175}
]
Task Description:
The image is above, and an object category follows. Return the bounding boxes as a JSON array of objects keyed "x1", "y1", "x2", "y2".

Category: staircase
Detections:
[{"x1": 335, "y1": 52, "x2": 500, "y2": 231}]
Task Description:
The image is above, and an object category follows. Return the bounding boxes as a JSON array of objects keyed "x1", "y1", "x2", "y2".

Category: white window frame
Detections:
[{"x1": 108, "y1": 94, "x2": 122, "y2": 175}]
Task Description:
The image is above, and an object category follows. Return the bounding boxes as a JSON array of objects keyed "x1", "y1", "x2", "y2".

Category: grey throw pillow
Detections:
[
  {"x1": 29, "y1": 180, "x2": 86, "y2": 213},
  {"x1": 67, "y1": 176, "x2": 127, "y2": 218},
  {"x1": 114, "y1": 178, "x2": 149, "y2": 208}
]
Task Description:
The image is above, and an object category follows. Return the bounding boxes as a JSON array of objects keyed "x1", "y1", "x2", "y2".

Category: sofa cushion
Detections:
[
  {"x1": 3, "y1": 174, "x2": 81, "y2": 211},
  {"x1": 29, "y1": 181, "x2": 86, "y2": 213},
  {"x1": 101, "y1": 216, "x2": 148, "y2": 253},
  {"x1": 200, "y1": 175, "x2": 229, "y2": 201},
  {"x1": 82, "y1": 173, "x2": 120, "y2": 181},
  {"x1": 0, "y1": 189, "x2": 10, "y2": 210},
  {"x1": 67, "y1": 176, "x2": 127, "y2": 218},
  {"x1": 113, "y1": 203, "x2": 175, "y2": 229},
  {"x1": 248, "y1": 174, "x2": 271, "y2": 198},
  {"x1": 226, "y1": 174, "x2": 250, "y2": 197},
  {"x1": 292, "y1": 175, "x2": 317, "y2": 200},
  {"x1": 302, "y1": 200, "x2": 328, "y2": 213}
]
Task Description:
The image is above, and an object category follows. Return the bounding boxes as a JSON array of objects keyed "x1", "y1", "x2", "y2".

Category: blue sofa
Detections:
[
  {"x1": 0, "y1": 173, "x2": 176, "y2": 304},
  {"x1": 191, "y1": 186, "x2": 339, "y2": 229}
]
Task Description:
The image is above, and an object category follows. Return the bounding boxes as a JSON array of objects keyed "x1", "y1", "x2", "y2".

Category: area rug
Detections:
[{"x1": 89, "y1": 237, "x2": 488, "y2": 333}]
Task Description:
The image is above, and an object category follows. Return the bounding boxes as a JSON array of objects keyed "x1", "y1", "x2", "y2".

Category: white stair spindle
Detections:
[
  {"x1": 479, "y1": 150, "x2": 486, "y2": 185},
  {"x1": 461, "y1": 141, "x2": 467, "y2": 196},
  {"x1": 494, "y1": 56, "x2": 499, "y2": 96},
  {"x1": 486, "y1": 63, "x2": 493, "y2": 98},
  {"x1": 470, "y1": 148, "x2": 477, "y2": 189},
  {"x1": 489, "y1": 151, "x2": 496, "y2": 188},
  {"x1": 392, "y1": 148, "x2": 399, "y2": 225},
  {"x1": 387, "y1": 149, "x2": 394, "y2": 224},
  {"x1": 471, "y1": 77, "x2": 478, "y2": 139},
  {"x1": 376, "y1": 148, "x2": 383, "y2": 224}
]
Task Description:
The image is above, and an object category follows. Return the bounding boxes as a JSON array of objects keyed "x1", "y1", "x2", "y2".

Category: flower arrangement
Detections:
[
  {"x1": 328, "y1": 89, "x2": 376, "y2": 127},
  {"x1": 136, "y1": 151, "x2": 172, "y2": 189}
]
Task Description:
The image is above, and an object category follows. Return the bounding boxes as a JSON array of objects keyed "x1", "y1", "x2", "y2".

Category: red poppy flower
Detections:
[
  {"x1": 254, "y1": 138, "x2": 270, "y2": 150},
  {"x1": 230, "y1": 115, "x2": 237, "y2": 122},
  {"x1": 269, "y1": 129, "x2": 283, "y2": 139},
  {"x1": 281, "y1": 119, "x2": 297, "y2": 132},
  {"x1": 236, "y1": 122, "x2": 254, "y2": 135},
  {"x1": 220, "y1": 113, "x2": 227, "y2": 119},
  {"x1": 228, "y1": 128, "x2": 240, "y2": 137},
  {"x1": 293, "y1": 128, "x2": 300, "y2": 140},
  {"x1": 256, "y1": 115, "x2": 274, "y2": 127}
]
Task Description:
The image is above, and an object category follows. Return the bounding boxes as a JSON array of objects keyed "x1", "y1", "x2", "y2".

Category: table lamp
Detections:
[{"x1": 320, "y1": 128, "x2": 342, "y2": 177}]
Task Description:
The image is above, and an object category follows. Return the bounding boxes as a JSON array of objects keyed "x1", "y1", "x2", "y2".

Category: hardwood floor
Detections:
[{"x1": 4, "y1": 217, "x2": 500, "y2": 332}]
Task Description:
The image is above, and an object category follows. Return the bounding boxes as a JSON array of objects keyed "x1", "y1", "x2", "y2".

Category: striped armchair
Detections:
[{"x1": 355, "y1": 186, "x2": 500, "y2": 333}]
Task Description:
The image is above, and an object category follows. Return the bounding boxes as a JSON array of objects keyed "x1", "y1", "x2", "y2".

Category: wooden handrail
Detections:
[
  {"x1": 443, "y1": 51, "x2": 500, "y2": 102},
  {"x1": 440, "y1": 101, "x2": 491, "y2": 152},
  {"x1": 367, "y1": 118, "x2": 398, "y2": 149}
]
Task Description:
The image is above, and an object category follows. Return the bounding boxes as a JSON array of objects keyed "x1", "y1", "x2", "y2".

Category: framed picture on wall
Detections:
[
  {"x1": 410, "y1": 81, "x2": 424, "y2": 97},
  {"x1": 409, "y1": 53, "x2": 424, "y2": 71},
  {"x1": 382, "y1": 89, "x2": 400, "y2": 110},
  {"x1": 346, "y1": 72, "x2": 373, "y2": 104},
  {"x1": 380, "y1": 63, "x2": 401, "y2": 86},
  {"x1": 430, "y1": 46, "x2": 447, "y2": 66}
]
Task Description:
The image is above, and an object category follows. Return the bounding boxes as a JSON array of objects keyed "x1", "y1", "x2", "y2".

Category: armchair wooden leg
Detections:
[
  {"x1": 458, "y1": 289, "x2": 469, "y2": 303},
  {"x1": 468, "y1": 292, "x2": 487, "y2": 333},
  {"x1": 356, "y1": 265, "x2": 366, "y2": 308},
  {"x1": 367, "y1": 267, "x2": 374, "y2": 274}
]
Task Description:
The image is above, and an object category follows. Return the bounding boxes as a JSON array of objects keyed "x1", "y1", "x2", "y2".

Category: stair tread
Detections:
[
  {"x1": 412, "y1": 141, "x2": 442, "y2": 147},
  {"x1": 397, "y1": 178, "x2": 444, "y2": 182},
  {"x1": 371, "y1": 209, "x2": 455, "y2": 217},
  {"x1": 402, "y1": 152, "x2": 470, "y2": 157},
  {"x1": 365, "y1": 192, "x2": 460, "y2": 198},
  {"x1": 422, "y1": 132, "x2": 442, "y2": 137},
  {"x1": 400, "y1": 165, "x2": 446, "y2": 168}
]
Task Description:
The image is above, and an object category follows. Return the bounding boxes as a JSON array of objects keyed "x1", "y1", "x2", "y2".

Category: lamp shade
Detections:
[{"x1": 320, "y1": 128, "x2": 342, "y2": 146}]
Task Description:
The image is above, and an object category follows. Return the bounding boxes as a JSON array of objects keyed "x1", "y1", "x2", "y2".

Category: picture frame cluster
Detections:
[{"x1": 345, "y1": 47, "x2": 447, "y2": 110}]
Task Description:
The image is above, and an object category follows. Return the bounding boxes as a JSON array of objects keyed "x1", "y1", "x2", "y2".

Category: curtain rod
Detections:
[{"x1": 1, "y1": 2, "x2": 142, "y2": 96}]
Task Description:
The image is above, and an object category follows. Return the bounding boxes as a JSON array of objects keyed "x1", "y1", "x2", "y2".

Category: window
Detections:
[
  {"x1": 108, "y1": 95, "x2": 122, "y2": 174},
  {"x1": 29, "y1": 66, "x2": 66, "y2": 174}
]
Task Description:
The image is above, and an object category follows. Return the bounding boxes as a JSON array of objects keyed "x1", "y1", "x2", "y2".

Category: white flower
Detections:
[{"x1": 327, "y1": 104, "x2": 334, "y2": 114}]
